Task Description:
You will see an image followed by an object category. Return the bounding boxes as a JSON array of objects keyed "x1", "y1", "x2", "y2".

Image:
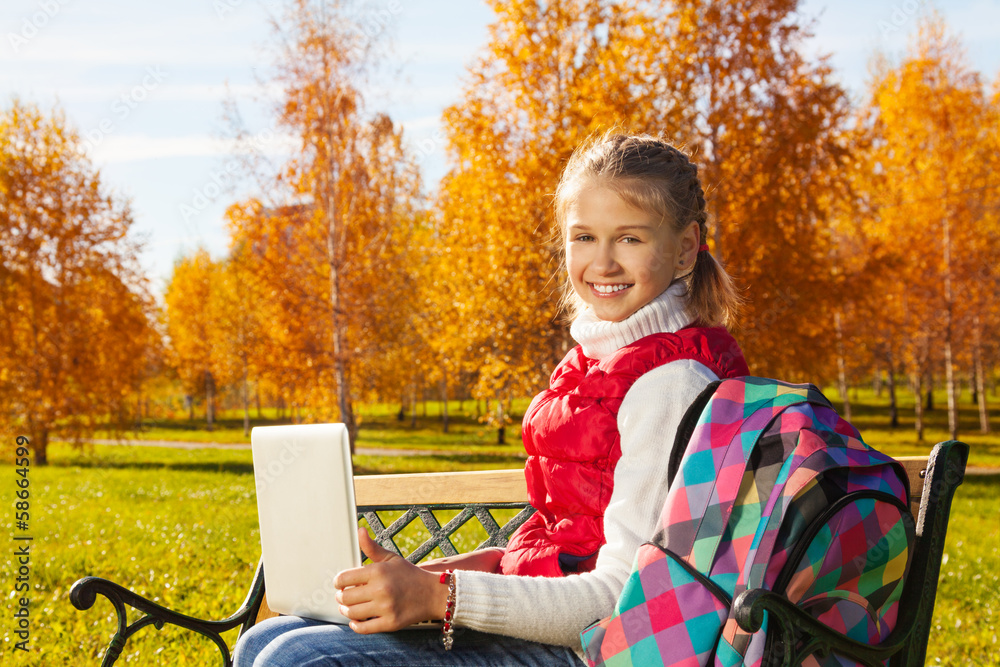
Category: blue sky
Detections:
[{"x1": 2, "y1": 0, "x2": 999, "y2": 295}]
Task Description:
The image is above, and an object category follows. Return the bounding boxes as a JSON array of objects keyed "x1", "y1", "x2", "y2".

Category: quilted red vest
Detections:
[{"x1": 499, "y1": 326, "x2": 749, "y2": 578}]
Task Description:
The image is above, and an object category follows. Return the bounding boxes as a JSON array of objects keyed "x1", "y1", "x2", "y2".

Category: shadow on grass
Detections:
[
  {"x1": 49, "y1": 453, "x2": 527, "y2": 476},
  {"x1": 51, "y1": 459, "x2": 257, "y2": 475},
  {"x1": 134, "y1": 415, "x2": 293, "y2": 432}
]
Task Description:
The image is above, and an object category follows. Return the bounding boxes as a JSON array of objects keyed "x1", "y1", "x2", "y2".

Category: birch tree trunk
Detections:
[
  {"x1": 974, "y1": 317, "x2": 990, "y2": 433},
  {"x1": 835, "y1": 312, "x2": 851, "y2": 420},
  {"x1": 440, "y1": 371, "x2": 450, "y2": 434},
  {"x1": 913, "y1": 368, "x2": 925, "y2": 442},
  {"x1": 942, "y1": 210, "x2": 959, "y2": 440},
  {"x1": 242, "y1": 362, "x2": 250, "y2": 437},
  {"x1": 206, "y1": 370, "x2": 215, "y2": 430},
  {"x1": 886, "y1": 351, "x2": 899, "y2": 428}
]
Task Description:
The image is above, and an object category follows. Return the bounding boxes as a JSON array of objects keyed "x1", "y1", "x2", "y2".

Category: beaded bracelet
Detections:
[{"x1": 440, "y1": 570, "x2": 456, "y2": 650}]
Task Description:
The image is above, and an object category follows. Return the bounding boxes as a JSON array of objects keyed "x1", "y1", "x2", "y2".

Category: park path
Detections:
[
  {"x1": 81, "y1": 438, "x2": 1000, "y2": 474},
  {"x1": 83, "y1": 438, "x2": 518, "y2": 459}
]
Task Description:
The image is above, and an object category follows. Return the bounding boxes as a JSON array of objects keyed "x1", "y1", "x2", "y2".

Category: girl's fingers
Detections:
[
  {"x1": 333, "y1": 565, "x2": 370, "y2": 590},
  {"x1": 338, "y1": 599, "x2": 379, "y2": 622},
  {"x1": 336, "y1": 580, "x2": 375, "y2": 606},
  {"x1": 348, "y1": 615, "x2": 396, "y2": 635},
  {"x1": 358, "y1": 527, "x2": 397, "y2": 563},
  {"x1": 333, "y1": 548, "x2": 446, "y2": 632}
]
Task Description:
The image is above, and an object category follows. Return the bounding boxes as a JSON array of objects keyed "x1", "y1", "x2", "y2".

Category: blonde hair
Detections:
[{"x1": 554, "y1": 132, "x2": 742, "y2": 327}]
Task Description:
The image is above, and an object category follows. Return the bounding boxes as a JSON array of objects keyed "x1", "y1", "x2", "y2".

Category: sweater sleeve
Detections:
[{"x1": 452, "y1": 359, "x2": 719, "y2": 649}]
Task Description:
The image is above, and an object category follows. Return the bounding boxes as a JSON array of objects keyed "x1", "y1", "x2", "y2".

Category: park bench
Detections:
[{"x1": 71, "y1": 439, "x2": 969, "y2": 667}]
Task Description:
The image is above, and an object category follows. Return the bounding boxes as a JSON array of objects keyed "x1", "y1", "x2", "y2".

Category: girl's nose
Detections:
[{"x1": 591, "y1": 242, "x2": 621, "y2": 274}]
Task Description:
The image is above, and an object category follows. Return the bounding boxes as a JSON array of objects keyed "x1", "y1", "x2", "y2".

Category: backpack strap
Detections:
[
  {"x1": 663, "y1": 378, "x2": 828, "y2": 572},
  {"x1": 667, "y1": 379, "x2": 722, "y2": 488}
]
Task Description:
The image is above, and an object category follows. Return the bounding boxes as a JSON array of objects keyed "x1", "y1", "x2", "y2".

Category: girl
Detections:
[{"x1": 233, "y1": 132, "x2": 748, "y2": 666}]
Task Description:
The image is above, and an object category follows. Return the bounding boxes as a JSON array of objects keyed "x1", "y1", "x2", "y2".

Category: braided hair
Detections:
[{"x1": 554, "y1": 132, "x2": 742, "y2": 327}]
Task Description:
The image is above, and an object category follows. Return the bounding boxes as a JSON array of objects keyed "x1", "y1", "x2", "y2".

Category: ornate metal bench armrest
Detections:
[
  {"x1": 70, "y1": 560, "x2": 267, "y2": 667},
  {"x1": 733, "y1": 588, "x2": 901, "y2": 667}
]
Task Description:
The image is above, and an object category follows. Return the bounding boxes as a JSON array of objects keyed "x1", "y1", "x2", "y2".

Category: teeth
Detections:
[{"x1": 592, "y1": 283, "x2": 631, "y2": 294}]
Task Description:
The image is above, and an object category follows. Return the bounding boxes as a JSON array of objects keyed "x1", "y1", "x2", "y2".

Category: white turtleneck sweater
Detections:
[{"x1": 453, "y1": 284, "x2": 720, "y2": 659}]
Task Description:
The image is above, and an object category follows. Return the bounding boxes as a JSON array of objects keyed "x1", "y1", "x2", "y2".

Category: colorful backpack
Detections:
[{"x1": 580, "y1": 377, "x2": 913, "y2": 667}]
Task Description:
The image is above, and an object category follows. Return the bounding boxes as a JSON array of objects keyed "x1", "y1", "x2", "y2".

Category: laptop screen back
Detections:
[{"x1": 251, "y1": 423, "x2": 360, "y2": 623}]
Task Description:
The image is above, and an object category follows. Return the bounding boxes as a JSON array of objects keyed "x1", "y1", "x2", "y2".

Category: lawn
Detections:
[
  {"x1": 1, "y1": 388, "x2": 997, "y2": 665},
  {"x1": 0, "y1": 441, "x2": 525, "y2": 666}
]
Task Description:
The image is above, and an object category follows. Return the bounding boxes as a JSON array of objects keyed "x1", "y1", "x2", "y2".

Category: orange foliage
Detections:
[
  {"x1": 156, "y1": 3, "x2": 998, "y2": 429},
  {"x1": 842, "y1": 13, "x2": 1000, "y2": 438},
  {"x1": 0, "y1": 100, "x2": 157, "y2": 463},
  {"x1": 163, "y1": 249, "x2": 223, "y2": 426},
  {"x1": 432, "y1": 0, "x2": 853, "y2": 431}
]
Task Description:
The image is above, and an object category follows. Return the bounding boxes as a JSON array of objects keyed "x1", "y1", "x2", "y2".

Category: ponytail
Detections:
[{"x1": 683, "y1": 248, "x2": 743, "y2": 328}]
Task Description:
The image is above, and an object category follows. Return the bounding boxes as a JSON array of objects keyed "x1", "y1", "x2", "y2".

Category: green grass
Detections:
[
  {"x1": 925, "y1": 475, "x2": 1000, "y2": 664},
  {"x1": 1, "y1": 444, "x2": 260, "y2": 666},
  {"x1": 0, "y1": 443, "x2": 525, "y2": 666},
  {"x1": 1, "y1": 388, "x2": 997, "y2": 665}
]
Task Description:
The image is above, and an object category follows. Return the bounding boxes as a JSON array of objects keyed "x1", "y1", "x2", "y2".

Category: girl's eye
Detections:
[
  {"x1": 575, "y1": 234, "x2": 594, "y2": 242},
  {"x1": 621, "y1": 236, "x2": 640, "y2": 244}
]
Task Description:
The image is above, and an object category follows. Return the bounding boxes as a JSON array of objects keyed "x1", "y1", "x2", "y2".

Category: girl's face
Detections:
[{"x1": 565, "y1": 186, "x2": 693, "y2": 322}]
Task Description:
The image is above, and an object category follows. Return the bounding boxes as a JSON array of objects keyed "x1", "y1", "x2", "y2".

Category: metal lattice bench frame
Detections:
[{"x1": 71, "y1": 442, "x2": 968, "y2": 667}]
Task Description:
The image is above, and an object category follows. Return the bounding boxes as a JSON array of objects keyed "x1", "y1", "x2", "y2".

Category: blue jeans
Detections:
[{"x1": 233, "y1": 616, "x2": 586, "y2": 667}]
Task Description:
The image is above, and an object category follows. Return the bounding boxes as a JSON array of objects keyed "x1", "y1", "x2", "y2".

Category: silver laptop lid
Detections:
[{"x1": 251, "y1": 423, "x2": 360, "y2": 623}]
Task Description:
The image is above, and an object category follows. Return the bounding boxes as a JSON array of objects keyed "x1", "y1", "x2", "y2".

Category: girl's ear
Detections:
[{"x1": 675, "y1": 221, "x2": 700, "y2": 271}]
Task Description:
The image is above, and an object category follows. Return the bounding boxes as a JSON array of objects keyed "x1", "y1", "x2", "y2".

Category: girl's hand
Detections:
[
  {"x1": 419, "y1": 547, "x2": 504, "y2": 574},
  {"x1": 334, "y1": 528, "x2": 449, "y2": 634}
]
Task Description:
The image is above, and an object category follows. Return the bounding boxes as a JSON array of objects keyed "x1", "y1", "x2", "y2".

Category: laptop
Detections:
[{"x1": 251, "y1": 423, "x2": 361, "y2": 623}]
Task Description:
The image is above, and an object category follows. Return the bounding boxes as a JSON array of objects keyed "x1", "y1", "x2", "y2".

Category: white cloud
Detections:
[{"x1": 87, "y1": 132, "x2": 298, "y2": 164}]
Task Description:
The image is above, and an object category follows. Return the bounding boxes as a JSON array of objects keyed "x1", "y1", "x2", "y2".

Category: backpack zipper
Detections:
[
  {"x1": 760, "y1": 489, "x2": 909, "y2": 667},
  {"x1": 771, "y1": 489, "x2": 910, "y2": 596}
]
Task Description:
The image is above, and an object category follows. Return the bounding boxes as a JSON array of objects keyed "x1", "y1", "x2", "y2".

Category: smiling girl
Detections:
[{"x1": 233, "y1": 132, "x2": 749, "y2": 666}]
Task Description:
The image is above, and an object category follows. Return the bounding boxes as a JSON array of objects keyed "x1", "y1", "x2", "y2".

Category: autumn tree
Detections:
[
  {"x1": 0, "y1": 100, "x2": 156, "y2": 464},
  {"x1": 216, "y1": 0, "x2": 423, "y2": 444},
  {"x1": 853, "y1": 14, "x2": 1000, "y2": 440},
  {"x1": 211, "y1": 241, "x2": 268, "y2": 436},
  {"x1": 435, "y1": 0, "x2": 664, "y2": 441},
  {"x1": 625, "y1": 0, "x2": 852, "y2": 380},
  {"x1": 164, "y1": 249, "x2": 225, "y2": 428},
  {"x1": 434, "y1": 0, "x2": 853, "y2": 445}
]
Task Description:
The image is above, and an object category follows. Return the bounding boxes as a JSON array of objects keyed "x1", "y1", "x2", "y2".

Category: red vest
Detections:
[{"x1": 500, "y1": 326, "x2": 749, "y2": 577}]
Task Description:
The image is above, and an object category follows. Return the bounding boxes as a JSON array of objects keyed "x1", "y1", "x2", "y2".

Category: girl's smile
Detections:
[
  {"x1": 565, "y1": 186, "x2": 692, "y2": 322},
  {"x1": 589, "y1": 283, "x2": 632, "y2": 295}
]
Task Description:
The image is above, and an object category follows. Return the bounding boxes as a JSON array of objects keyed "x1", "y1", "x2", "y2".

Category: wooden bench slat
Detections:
[
  {"x1": 896, "y1": 455, "x2": 927, "y2": 516},
  {"x1": 353, "y1": 460, "x2": 926, "y2": 508},
  {"x1": 353, "y1": 468, "x2": 528, "y2": 506}
]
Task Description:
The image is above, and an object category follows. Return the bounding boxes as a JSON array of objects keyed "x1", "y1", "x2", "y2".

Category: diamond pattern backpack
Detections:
[{"x1": 580, "y1": 377, "x2": 913, "y2": 667}]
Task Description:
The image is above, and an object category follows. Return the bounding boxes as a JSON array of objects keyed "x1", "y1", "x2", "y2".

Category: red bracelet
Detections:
[{"x1": 440, "y1": 570, "x2": 456, "y2": 650}]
